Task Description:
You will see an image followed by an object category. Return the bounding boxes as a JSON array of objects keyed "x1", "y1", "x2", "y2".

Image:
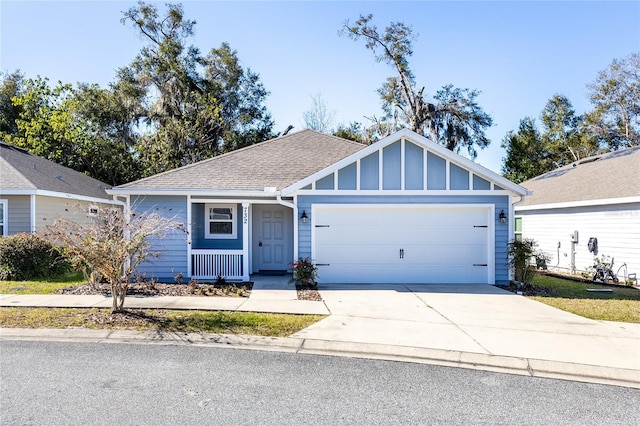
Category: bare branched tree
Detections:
[
  {"x1": 41, "y1": 205, "x2": 185, "y2": 312},
  {"x1": 341, "y1": 14, "x2": 493, "y2": 158},
  {"x1": 302, "y1": 94, "x2": 336, "y2": 133}
]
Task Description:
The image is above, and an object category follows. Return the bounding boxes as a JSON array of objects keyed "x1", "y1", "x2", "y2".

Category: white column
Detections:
[
  {"x1": 186, "y1": 195, "x2": 192, "y2": 278},
  {"x1": 242, "y1": 202, "x2": 250, "y2": 281}
]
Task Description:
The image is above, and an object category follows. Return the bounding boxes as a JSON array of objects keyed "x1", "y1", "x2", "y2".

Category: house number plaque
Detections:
[{"x1": 243, "y1": 206, "x2": 249, "y2": 224}]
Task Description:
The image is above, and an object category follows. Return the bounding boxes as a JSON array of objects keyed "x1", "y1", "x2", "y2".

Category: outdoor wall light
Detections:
[
  {"x1": 499, "y1": 210, "x2": 507, "y2": 223},
  {"x1": 300, "y1": 210, "x2": 308, "y2": 223}
]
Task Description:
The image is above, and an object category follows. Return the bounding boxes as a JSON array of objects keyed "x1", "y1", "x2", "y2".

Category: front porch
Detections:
[{"x1": 187, "y1": 199, "x2": 295, "y2": 281}]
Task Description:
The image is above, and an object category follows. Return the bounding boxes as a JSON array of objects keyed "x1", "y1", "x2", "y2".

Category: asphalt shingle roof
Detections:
[
  {"x1": 519, "y1": 146, "x2": 640, "y2": 207},
  {"x1": 118, "y1": 129, "x2": 367, "y2": 191},
  {"x1": 0, "y1": 143, "x2": 111, "y2": 200}
]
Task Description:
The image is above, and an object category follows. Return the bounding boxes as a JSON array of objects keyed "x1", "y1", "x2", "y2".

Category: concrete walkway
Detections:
[
  {"x1": 1, "y1": 278, "x2": 639, "y2": 388},
  {"x1": 0, "y1": 275, "x2": 329, "y2": 316}
]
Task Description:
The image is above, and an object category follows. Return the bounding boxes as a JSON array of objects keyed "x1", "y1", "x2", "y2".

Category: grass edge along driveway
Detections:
[
  {"x1": 1, "y1": 273, "x2": 638, "y2": 327},
  {"x1": 527, "y1": 274, "x2": 640, "y2": 323}
]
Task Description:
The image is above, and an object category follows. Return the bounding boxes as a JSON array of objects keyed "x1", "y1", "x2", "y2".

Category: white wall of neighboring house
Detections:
[{"x1": 516, "y1": 202, "x2": 640, "y2": 281}]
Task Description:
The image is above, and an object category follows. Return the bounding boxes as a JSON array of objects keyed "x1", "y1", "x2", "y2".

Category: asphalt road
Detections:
[{"x1": 1, "y1": 340, "x2": 638, "y2": 425}]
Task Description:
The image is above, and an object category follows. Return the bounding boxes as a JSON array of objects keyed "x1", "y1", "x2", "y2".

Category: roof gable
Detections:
[
  {"x1": 113, "y1": 129, "x2": 365, "y2": 193},
  {"x1": 519, "y1": 146, "x2": 640, "y2": 207},
  {"x1": 282, "y1": 129, "x2": 527, "y2": 195},
  {"x1": 0, "y1": 143, "x2": 111, "y2": 200}
]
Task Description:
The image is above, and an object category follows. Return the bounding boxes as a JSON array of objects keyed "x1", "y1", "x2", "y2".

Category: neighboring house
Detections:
[
  {"x1": 515, "y1": 146, "x2": 640, "y2": 280},
  {"x1": 0, "y1": 142, "x2": 120, "y2": 235},
  {"x1": 108, "y1": 129, "x2": 528, "y2": 285}
]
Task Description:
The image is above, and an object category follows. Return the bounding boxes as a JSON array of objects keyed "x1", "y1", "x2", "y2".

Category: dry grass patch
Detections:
[
  {"x1": 529, "y1": 297, "x2": 639, "y2": 323},
  {"x1": 527, "y1": 274, "x2": 640, "y2": 323},
  {"x1": 0, "y1": 307, "x2": 325, "y2": 337}
]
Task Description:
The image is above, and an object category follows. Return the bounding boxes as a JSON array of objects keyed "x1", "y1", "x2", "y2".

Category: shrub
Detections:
[
  {"x1": 291, "y1": 257, "x2": 318, "y2": 285},
  {"x1": 507, "y1": 238, "x2": 547, "y2": 285},
  {"x1": 0, "y1": 233, "x2": 70, "y2": 280}
]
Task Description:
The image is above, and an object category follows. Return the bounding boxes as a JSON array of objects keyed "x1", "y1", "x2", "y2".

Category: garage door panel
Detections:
[{"x1": 313, "y1": 205, "x2": 491, "y2": 284}]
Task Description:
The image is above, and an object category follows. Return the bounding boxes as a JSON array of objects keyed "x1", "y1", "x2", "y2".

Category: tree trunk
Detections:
[{"x1": 110, "y1": 281, "x2": 126, "y2": 313}]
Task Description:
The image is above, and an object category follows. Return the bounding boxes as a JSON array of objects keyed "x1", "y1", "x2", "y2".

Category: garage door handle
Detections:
[
  {"x1": 399, "y1": 248, "x2": 404, "y2": 259},
  {"x1": 315, "y1": 263, "x2": 330, "y2": 266},
  {"x1": 473, "y1": 264, "x2": 488, "y2": 267}
]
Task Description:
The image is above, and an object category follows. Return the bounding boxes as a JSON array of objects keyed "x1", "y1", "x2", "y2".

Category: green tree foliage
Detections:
[
  {"x1": 501, "y1": 96, "x2": 600, "y2": 183},
  {"x1": 500, "y1": 118, "x2": 551, "y2": 184},
  {"x1": 2, "y1": 76, "x2": 140, "y2": 185},
  {"x1": 5, "y1": 76, "x2": 85, "y2": 169},
  {"x1": 72, "y1": 83, "x2": 143, "y2": 185},
  {"x1": 334, "y1": 121, "x2": 365, "y2": 143},
  {"x1": 1, "y1": 2, "x2": 273, "y2": 184},
  {"x1": 585, "y1": 52, "x2": 640, "y2": 149},
  {"x1": 120, "y1": 2, "x2": 273, "y2": 175},
  {"x1": 341, "y1": 14, "x2": 493, "y2": 158},
  {"x1": 541, "y1": 94, "x2": 598, "y2": 165},
  {"x1": 0, "y1": 71, "x2": 24, "y2": 136}
]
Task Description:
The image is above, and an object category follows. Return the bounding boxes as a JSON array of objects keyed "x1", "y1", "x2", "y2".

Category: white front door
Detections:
[
  {"x1": 253, "y1": 204, "x2": 293, "y2": 272},
  {"x1": 313, "y1": 204, "x2": 493, "y2": 284}
]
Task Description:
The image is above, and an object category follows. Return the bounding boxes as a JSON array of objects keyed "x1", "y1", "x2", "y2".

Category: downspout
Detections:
[
  {"x1": 30, "y1": 195, "x2": 36, "y2": 233},
  {"x1": 276, "y1": 191, "x2": 298, "y2": 261}
]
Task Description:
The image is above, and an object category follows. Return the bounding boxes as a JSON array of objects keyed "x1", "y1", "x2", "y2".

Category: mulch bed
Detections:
[
  {"x1": 56, "y1": 280, "x2": 323, "y2": 301},
  {"x1": 496, "y1": 282, "x2": 554, "y2": 296},
  {"x1": 55, "y1": 281, "x2": 253, "y2": 298},
  {"x1": 295, "y1": 284, "x2": 322, "y2": 301}
]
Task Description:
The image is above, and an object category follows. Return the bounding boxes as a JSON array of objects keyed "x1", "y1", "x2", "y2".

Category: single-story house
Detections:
[
  {"x1": 108, "y1": 129, "x2": 528, "y2": 285},
  {"x1": 0, "y1": 142, "x2": 120, "y2": 236},
  {"x1": 515, "y1": 146, "x2": 640, "y2": 280}
]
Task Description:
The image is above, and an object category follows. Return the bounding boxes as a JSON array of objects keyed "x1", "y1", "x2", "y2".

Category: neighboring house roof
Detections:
[
  {"x1": 115, "y1": 129, "x2": 366, "y2": 192},
  {"x1": 0, "y1": 142, "x2": 112, "y2": 201},
  {"x1": 518, "y1": 146, "x2": 640, "y2": 208}
]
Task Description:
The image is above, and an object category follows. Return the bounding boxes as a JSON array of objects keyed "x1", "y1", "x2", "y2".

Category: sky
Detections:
[{"x1": 1, "y1": 1, "x2": 639, "y2": 174}]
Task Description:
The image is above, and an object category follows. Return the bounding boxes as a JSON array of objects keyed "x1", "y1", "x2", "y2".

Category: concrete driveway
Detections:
[{"x1": 292, "y1": 284, "x2": 640, "y2": 371}]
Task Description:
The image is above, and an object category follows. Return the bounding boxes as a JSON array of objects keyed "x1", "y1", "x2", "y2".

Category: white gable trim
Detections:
[
  {"x1": 515, "y1": 196, "x2": 640, "y2": 211},
  {"x1": 281, "y1": 129, "x2": 528, "y2": 196}
]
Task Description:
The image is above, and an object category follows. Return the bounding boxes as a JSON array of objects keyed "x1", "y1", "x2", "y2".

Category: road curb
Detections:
[{"x1": 2, "y1": 327, "x2": 638, "y2": 389}]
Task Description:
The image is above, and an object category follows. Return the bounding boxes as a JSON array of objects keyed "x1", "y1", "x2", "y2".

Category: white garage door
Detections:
[{"x1": 313, "y1": 204, "x2": 493, "y2": 284}]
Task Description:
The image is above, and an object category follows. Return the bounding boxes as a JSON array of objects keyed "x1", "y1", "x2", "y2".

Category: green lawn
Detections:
[
  {"x1": 0, "y1": 307, "x2": 324, "y2": 337},
  {"x1": 0, "y1": 272, "x2": 325, "y2": 336},
  {"x1": 529, "y1": 274, "x2": 640, "y2": 323},
  {"x1": 0, "y1": 271, "x2": 85, "y2": 294}
]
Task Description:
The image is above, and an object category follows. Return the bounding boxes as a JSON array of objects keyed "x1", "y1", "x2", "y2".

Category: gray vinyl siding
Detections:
[
  {"x1": 297, "y1": 194, "x2": 510, "y2": 284},
  {"x1": 34, "y1": 196, "x2": 100, "y2": 230},
  {"x1": 3, "y1": 195, "x2": 31, "y2": 234},
  {"x1": 132, "y1": 195, "x2": 188, "y2": 282}
]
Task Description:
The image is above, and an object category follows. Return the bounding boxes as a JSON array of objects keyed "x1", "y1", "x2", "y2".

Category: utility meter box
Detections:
[{"x1": 570, "y1": 231, "x2": 579, "y2": 244}]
